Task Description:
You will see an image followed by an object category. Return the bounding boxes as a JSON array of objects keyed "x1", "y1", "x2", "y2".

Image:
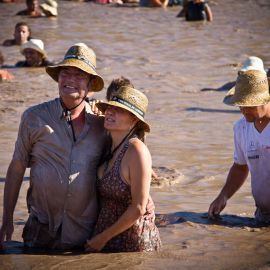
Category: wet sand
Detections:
[{"x1": 1, "y1": 0, "x2": 270, "y2": 269}]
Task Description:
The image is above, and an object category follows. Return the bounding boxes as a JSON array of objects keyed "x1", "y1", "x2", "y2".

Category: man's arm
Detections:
[
  {"x1": 208, "y1": 162, "x2": 249, "y2": 219},
  {"x1": 205, "y1": 4, "x2": 213, "y2": 22},
  {"x1": 0, "y1": 160, "x2": 26, "y2": 248}
]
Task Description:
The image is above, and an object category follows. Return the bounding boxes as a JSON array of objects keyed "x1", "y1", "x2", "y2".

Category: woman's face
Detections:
[
  {"x1": 14, "y1": 25, "x2": 30, "y2": 45},
  {"x1": 104, "y1": 105, "x2": 138, "y2": 132}
]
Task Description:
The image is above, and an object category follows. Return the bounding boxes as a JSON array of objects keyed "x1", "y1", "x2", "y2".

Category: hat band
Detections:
[
  {"x1": 111, "y1": 96, "x2": 145, "y2": 117},
  {"x1": 64, "y1": 55, "x2": 96, "y2": 71}
]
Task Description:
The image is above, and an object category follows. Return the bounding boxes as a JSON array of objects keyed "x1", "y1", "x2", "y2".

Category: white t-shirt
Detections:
[{"x1": 234, "y1": 116, "x2": 270, "y2": 222}]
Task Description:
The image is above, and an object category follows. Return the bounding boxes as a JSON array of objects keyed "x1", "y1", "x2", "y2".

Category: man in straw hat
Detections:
[
  {"x1": 0, "y1": 43, "x2": 108, "y2": 250},
  {"x1": 15, "y1": 39, "x2": 53, "y2": 67},
  {"x1": 208, "y1": 68, "x2": 270, "y2": 224}
]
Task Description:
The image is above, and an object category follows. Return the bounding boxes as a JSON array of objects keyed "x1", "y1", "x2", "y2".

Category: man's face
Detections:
[
  {"x1": 14, "y1": 25, "x2": 30, "y2": 45},
  {"x1": 239, "y1": 105, "x2": 267, "y2": 122},
  {"x1": 27, "y1": 0, "x2": 39, "y2": 11},
  {"x1": 58, "y1": 67, "x2": 91, "y2": 103},
  {"x1": 23, "y1": 48, "x2": 43, "y2": 66}
]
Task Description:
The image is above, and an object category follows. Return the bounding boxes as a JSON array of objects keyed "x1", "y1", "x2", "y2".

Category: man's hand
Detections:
[
  {"x1": 145, "y1": 196, "x2": 155, "y2": 222},
  {"x1": 208, "y1": 195, "x2": 227, "y2": 220},
  {"x1": 0, "y1": 220, "x2": 14, "y2": 249}
]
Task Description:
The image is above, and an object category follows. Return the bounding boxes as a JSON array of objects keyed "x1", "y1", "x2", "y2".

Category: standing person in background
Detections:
[
  {"x1": 177, "y1": 0, "x2": 213, "y2": 22},
  {"x1": 16, "y1": 0, "x2": 45, "y2": 17},
  {"x1": 15, "y1": 39, "x2": 54, "y2": 67},
  {"x1": 208, "y1": 68, "x2": 270, "y2": 224},
  {"x1": 2, "y1": 22, "x2": 32, "y2": 46},
  {"x1": 86, "y1": 86, "x2": 161, "y2": 252}
]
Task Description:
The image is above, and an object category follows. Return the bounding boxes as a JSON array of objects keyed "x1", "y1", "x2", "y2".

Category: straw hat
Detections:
[
  {"x1": 46, "y1": 43, "x2": 104, "y2": 92},
  {"x1": 96, "y1": 86, "x2": 150, "y2": 132},
  {"x1": 40, "y1": 0, "x2": 58, "y2": 16},
  {"x1": 240, "y1": 56, "x2": 266, "y2": 74},
  {"x1": 21, "y1": 39, "x2": 47, "y2": 59},
  {"x1": 223, "y1": 70, "x2": 270, "y2": 107}
]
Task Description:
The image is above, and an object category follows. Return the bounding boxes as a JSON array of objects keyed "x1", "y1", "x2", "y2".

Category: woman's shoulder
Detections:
[{"x1": 127, "y1": 138, "x2": 150, "y2": 159}]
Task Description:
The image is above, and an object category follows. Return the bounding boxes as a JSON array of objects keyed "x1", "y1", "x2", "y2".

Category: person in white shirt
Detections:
[{"x1": 208, "y1": 66, "x2": 270, "y2": 224}]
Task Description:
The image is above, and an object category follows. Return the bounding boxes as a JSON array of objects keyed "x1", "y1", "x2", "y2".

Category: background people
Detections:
[
  {"x1": 86, "y1": 86, "x2": 161, "y2": 252},
  {"x1": 15, "y1": 39, "x2": 53, "y2": 67},
  {"x1": 177, "y1": 0, "x2": 213, "y2": 22},
  {"x1": 16, "y1": 0, "x2": 45, "y2": 17},
  {"x1": 2, "y1": 22, "x2": 32, "y2": 46},
  {"x1": 0, "y1": 51, "x2": 14, "y2": 81}
]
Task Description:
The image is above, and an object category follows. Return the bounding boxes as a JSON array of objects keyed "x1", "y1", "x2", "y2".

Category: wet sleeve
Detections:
[{"x1": 12, "y1": 110, "x2": 32, "y2": 167}]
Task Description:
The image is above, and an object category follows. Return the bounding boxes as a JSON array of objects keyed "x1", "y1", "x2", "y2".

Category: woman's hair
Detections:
[
  {"x1": 133, "y1": 122, "x2": 146, "y2": 142},
  {"x1": 106, "y1": 76, "x2": 134, "y2": 101},
  {"x1": 15, "y1": 22, "x2": 32, "y2": 40}
]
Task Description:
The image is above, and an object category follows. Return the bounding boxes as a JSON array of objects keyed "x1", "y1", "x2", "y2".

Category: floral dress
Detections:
[{"x1": 92, "y1": 142, "x2": 162, "y2": 252}]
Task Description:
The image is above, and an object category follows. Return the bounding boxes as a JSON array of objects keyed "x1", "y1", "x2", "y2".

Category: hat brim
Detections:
[
  {"x1": 223, "y1": 80, "x2": 270, "y2": 107},
  {"x1": 96, "y1": 101, "x2": 150, "y2": 132},
  {"x1": 21, "y1": 46, "x2": 47, "y2": 59},
  {"x1": 40, "y1": 4, "x2": 58, "y2": 16},
  {"x1": 46, "y1": 59, "x2": 104, "y2": 92}
]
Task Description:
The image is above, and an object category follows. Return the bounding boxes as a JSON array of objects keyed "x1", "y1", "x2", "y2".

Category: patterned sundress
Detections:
[{"x1": 92, "y1": 142, "x2": 162, "y2": 252}]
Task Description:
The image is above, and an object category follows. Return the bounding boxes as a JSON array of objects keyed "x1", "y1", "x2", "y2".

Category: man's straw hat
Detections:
[
  {"x1": 40, "y1": 0, "x2": 58, "y2": 16},
  {"x1": 21, "y1": 39, "x2": 47, "y2": 59},
  {"x1": 46, "y1": 43, "x2": 104, "y2": 92},
  {"x1": 223, "y1": 70, "x2": 270, "y2": 107},
  {"x1": 96, "y1": 86, "x2": 150, "y2": 132}
]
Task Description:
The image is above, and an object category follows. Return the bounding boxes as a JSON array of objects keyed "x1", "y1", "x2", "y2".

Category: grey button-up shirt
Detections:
[{"x1": 13, "y1": 98, "x2": 107, "y2": 248}]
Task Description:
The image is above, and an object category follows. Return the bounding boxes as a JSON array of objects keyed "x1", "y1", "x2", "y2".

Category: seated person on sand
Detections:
[
  {"x1": 177, "y1": 0, "x2": 213, "y2": 22},
  {"x1": 139, "y1": 0, "x2": 168, "y2": 8},
  {"x1": 15, "y1": 39, "x2": 54, "y2": 67},
  {"x1": 0, "y1": 51, "x2": 14, "y2": 81},
  {"x1": 40, "y1": 0, "x2": 58, "y2": 17},
  {"x1": 85, "y1": 86, "x2": 161, "y2": 252},
  {"x1": 2, "y1": 22, "x2": 32, "y2": 46},
  {"x1": 16, "y1": 0, "x2": 45, "y2": 17}
]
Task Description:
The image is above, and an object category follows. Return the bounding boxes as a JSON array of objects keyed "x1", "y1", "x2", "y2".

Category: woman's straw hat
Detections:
[
  {"x1": 96, "y1": 86, "x2": 150, "y2": 132},
  {"x1": 21, "y1": 39, "x2": 47, "y2": 59},
  {"x1": 46, "y1": 43, "x2": 104, "y2": 92},
  {"x1": 223, "y1": 70, "x2": 270, "y2": 107},
  {"x1": 40, "y1": 0, "x2": 58, "y2": 16}
]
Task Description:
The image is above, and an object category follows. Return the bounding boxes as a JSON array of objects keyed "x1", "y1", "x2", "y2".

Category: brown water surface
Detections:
[{"x1": 1, "y1": 0, "x2": 270, "y2": 269}]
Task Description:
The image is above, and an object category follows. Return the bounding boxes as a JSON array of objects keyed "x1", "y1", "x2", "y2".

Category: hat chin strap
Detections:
[{"x1": 60, "y1": 95, "x2": 87, "y2": 142}]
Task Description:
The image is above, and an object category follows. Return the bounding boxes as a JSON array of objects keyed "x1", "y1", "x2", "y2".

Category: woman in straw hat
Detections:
[
  {"x1": 15, "y1": 39, "x2": 53, "y2": 67},
  {"x1": 208, "y1": 69, "x2": 270, "y2": 223},
  {"x1": 85, "y1": 86, "x2": 161, "y2": 252}
]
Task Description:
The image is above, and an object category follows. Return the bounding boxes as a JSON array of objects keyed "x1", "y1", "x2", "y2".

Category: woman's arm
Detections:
[{"x1": 85, "y1": 140, "x2": 152, "y2": 251}]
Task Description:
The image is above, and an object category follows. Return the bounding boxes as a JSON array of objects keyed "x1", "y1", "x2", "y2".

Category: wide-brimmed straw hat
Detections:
[
  {"x1": 21, "y1": 39, "x2": 47, "y2": 59},
  {"x1": 96, "y1": 86, "x2": 150, "y2": 132},
  {"x1": 46, "y1": 43, "x2": 104, "y2": 92},
  {"x1": 240, "y1": 56, "x2": 266, "y2": 74},
  {"x1": 223, "y1": 70, "x2": 270, "y2": 107},
  {"x1": 40, "y1": 0, "x2": 58, "y2": 16}
]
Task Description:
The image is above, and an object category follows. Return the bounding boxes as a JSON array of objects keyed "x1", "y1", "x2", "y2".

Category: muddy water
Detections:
[{"x1": 1, "y1": 0, "x2": 270, "y2": 269}]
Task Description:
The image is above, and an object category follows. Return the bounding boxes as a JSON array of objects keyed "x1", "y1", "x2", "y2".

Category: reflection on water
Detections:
[{"x1": 1, "y1": 0, "x2": 270, "y2": 269}]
